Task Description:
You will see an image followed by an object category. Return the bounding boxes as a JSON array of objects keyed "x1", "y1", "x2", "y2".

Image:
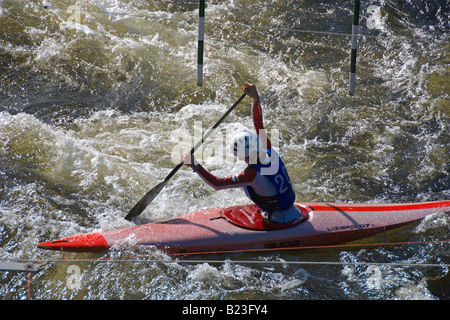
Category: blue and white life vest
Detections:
[{"x1": 244, "y1": 148, "x2": 296, "y2": 212}]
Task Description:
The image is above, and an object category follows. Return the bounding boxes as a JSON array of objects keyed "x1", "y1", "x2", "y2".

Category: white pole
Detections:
[
  {"x1": 197, "y1": 0, "x2": 205, "y2": 86},
  {"x1": 349, "y1": 0, "x2": 360, "y2": 96}
]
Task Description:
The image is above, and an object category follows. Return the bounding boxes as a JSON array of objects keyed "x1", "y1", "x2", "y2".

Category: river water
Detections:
[{"x1": 0, "y1": 0, "x2": 449, "y2": 300}]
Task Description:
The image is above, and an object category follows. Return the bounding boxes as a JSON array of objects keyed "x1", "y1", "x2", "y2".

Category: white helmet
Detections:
[{"x1": 229, "y1": 130, "x2": 263, "y2": 158}]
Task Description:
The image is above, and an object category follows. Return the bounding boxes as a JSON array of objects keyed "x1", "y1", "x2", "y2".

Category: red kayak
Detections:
[{"x1": 37, "y1": 201, "x2": 450, "y2": 254}]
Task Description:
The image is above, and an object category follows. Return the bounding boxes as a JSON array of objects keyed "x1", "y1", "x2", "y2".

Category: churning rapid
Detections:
[{"x1": 0, "y1": 0, "x2": 449, "y2": 299}]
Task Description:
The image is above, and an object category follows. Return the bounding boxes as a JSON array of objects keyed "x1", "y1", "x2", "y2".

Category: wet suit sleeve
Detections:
[
  {"x1": 252, "y1": 99, "x2": 271, "y2": 149},
  {"x1": 194, "y1": 166, "x2": 257, "y2": 190}
]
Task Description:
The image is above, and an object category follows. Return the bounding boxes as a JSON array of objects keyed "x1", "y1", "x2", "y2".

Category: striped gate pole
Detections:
[
  {"x1": 349, "y1": 0, "x2": 360, "y2": 95},
  {"x1": 197, "y1": 0, "x2": 205, "y2": 86}
]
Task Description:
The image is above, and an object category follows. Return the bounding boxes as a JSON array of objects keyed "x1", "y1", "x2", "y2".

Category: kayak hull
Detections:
[{"x1": 37, "y1": 201, "x2": 450, "y2": 254}]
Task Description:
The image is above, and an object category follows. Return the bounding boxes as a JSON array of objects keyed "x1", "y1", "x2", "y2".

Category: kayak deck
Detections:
[{"x1": 37, "y1": 201, "x2": 450, "y2": 254}]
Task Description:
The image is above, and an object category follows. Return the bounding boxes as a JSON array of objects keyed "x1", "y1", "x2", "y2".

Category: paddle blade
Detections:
[{"x1": 124, "y1": 181, "x2": 167, "y2": 221}]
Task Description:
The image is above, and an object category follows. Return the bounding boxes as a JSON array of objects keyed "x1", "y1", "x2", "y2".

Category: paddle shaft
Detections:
[{"x1": 125, "y1": 93, "x2": 247, "y2": 221}]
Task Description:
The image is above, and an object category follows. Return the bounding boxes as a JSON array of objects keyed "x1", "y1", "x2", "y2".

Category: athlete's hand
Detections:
[
  {"x1": 242, "y1": 83, "x2": 260, "y2": 101},
  {"x1": 180, "y1": 153, "x2": 195, "y2": 166}
]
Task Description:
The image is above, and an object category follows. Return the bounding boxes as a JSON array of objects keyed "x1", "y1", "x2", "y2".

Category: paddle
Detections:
[{"x1": 125, "y1": 93, "x2": 247, "y2": 221}]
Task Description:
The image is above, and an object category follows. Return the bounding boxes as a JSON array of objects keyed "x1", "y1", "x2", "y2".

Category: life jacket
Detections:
[{"x1": 243, "y1": 148, "x2": 296, "y2": 212}]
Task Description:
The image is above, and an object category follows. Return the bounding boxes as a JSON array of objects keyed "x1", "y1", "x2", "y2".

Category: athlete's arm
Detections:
[
  {"x1": 242, "y1": 83, "x2": 271, "y2": 149},
  {"x1": 180, "y1": 153, "x2": 257, "y2": 190},
  {"x1": 195, "y1": 166, "x2": 257, "y2": 190}
]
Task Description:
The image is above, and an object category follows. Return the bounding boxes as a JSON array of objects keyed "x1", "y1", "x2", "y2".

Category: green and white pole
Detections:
[
  {"x1": 197, "y1": 0, "x2": 205, "y2": 86},
  {"x1": 349, "y1": 0, "x2": 360, "y2": 95}
]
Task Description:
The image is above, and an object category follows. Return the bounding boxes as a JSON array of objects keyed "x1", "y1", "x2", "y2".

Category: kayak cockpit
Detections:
[{"x1": 220, "y1": 204, "x2": 310, "y2": 231}]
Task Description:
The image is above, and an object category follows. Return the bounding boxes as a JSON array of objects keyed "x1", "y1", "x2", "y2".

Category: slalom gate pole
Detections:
[
  {"x1": 349, "y1": 0, "x2": 360, "y2": 95},
  {"x1": 197, "y1": 0, "x2": 205, "y2": 86}
]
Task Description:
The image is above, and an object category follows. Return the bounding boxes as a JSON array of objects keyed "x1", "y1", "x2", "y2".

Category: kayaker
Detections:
[{"x1": 181, "y1": 83, "x2": 301, "y2": 223}]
